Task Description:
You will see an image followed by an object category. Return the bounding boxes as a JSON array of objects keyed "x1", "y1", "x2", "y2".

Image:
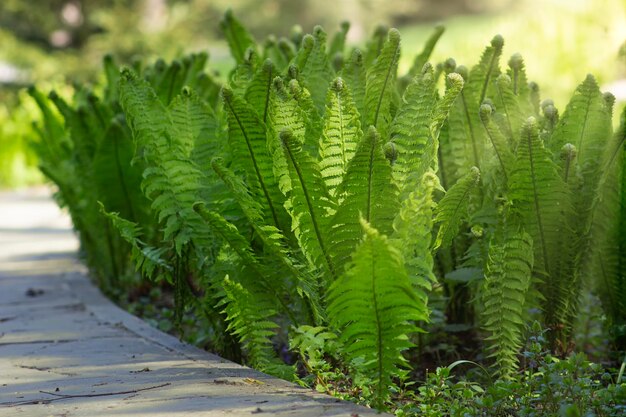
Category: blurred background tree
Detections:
[{"x1": 0, "y1": 0, "x2": 625, "y2": 187}]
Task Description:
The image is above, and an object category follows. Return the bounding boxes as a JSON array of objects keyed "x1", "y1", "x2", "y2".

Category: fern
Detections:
[
  {"x1": 244, "y1": 59, "x2": 276, "y2": 123},
  {"x1": 327, "y1": 220, "x2": 426, "y2": 409},
  {"x1": 434, "y1": 166, "x2": 480, "y2": 250},
  {"x1": 389, "y1": 64, "x2": 438, "y2": 186},
  {"x1": 493, "y1": 74, "x2": 525, "y2": 143},
  {"x1": 318, "y1": 77, "x2": 362, "y2": 197},
  {"x1": 328, "y1": 21, "x2": 350, "y2": 60},
  {"x1": 220, "y1": 276, "x2": 294, "y2": 379},
  {"x1": 296, "y1": 26, "x2": 335, "y2": 113},
  {"x1": 365, "y1": 28, "x2": 400, "y2": 138},
  {"x1": 479, "y1": 102, "x2": 514, "y2": 181},
  {"x1": 341, "y1": 48, "x2": 366, "y2": 124},
  {"x1": 482, "y1": 226, "x2": 533, "y2": 378},
  {"x1": 100, "y1": 205, "x2": 171, "y2": 281},
  {"x1": 220, "y1": 9, "x2": 258, "y2": 65},
  {"x1": 406, "y1": 25, "x2": 445, "y2": 78},
  {"x1": 276, "y1": 130, "x2": 337, "y2": 280},
  {"x1": 391, "y1": 171, "x2": 439, "y2": 293},
  {"x1": 508, "y1": 117, "x2": 571, "y2": 333},
  {"x1": 222, "y1": 87, "x2": 286, "y2": 230},
  {"x1": 331, "y1": 126, "x2": 398, "y2": 273}
]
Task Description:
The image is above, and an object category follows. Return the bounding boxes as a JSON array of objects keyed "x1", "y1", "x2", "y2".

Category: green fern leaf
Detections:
[
  {"x1": 220, "y1": 276, "x2": 294, "y2": 379},
  {"x1": 328, "y1": 21, "x2": 350, "y2": 59},
  {"x1": 365, "y1": 28, "x2": 401, "y2": 138},
  {"x1": 364, "y1": 25, "x2": 388, "y2": 68},
  {"x1": 222, "y1": 87, "x2": 285, "y2": 230},
  {"x1": 275, "y1": 130, "x2": 337, "y2": 280},
  {"x1": 220, "y1": 10, "x2": 258, "y2": 65},
  {"x1": 389, "y1": 64, "x2": 437, "y2": 187},
  {"x1": 319, "y1": 77, "x2": 363, "y2": 197},
  {"x1": 168, "y1": 87, "x2": 218, "y2": 159},
  {"x1": 508, "y1": 117, "x2": 570, "y2": 323},
  {"x1": 391, "y1": 172, "x2": 439, "y2": 292},
  {"x1": 327, "y1": 220, "x2": 426, "y2": 409},
  {"x1": 467, "y1": 35, "x2": 504, "y2": 106},
  {"x1": 244, "y1": 59, "x2": 276, "y2": 123},
  {"x1": 100, "y1": 205, "x2": 172, "y2": 281},
  {"x1": 331, "y1": 126, "x2": 398, "y2": 273},
  {"x1": 493, "y1": 74, "x2": 525, "y2": 142},
  {"x1": 482, "y1": 226, "x2": 533, "y2": 378},
  {"x1": 430, "y1": 73, "x2": 465, "y2": 142},
  {"x1": 479, "y1": 103, "x2": 514, "y2": 181},
  {"x1": 406, "y1": 25, "x2": 445, "y2": 78},
  {"x1": 294, "y1": 27, "x2": 334, "y2": 113},
  {"x1": 434, "y1": 166, "x2": 480, "y2": 250},
  {"x1": 341, "y1": 49, "x2": 366, "y2": 124}
]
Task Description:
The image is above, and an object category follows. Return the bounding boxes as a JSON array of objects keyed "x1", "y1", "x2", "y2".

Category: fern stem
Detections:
[
  {"x1": 224, "y1": 98, "x2": 281, "y2": 229},
  {"x1": 282, "y1": 139, "x2": 337, "y2": 280}
]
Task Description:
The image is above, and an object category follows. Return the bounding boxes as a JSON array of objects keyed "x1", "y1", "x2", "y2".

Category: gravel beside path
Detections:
[{"x1": 0, "y1": 189, "x2": 382, "y2": 417}]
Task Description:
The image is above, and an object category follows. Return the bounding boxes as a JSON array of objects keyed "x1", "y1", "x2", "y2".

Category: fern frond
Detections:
[
  {"x1": 329, "y1": 21, "x2": 350, "y2": 59},
  {"x1": 327, "y1": 220, "x2": 426, "y2": 409},
  {"x1": 406, "y1": 25, "x2": 445, "y2": 78},
  {"x1": 430, "y1": 72, "x2": 465, "y2": 142},
  {"x1": 341, "y1": 49, "x2": 366, "y2": 124},
  {"x1": 467, "y1": 35, "x2": 504, "y2": 106},
  {"x1": 244, "y1": 59, "x2": 276, "y2": 123},
  {"x1": 220, "y1": 276, "x2": 294, "y2": 379},
  {"x1": 276, "y1": 130, "x2": 337, "y2": 280},
  {"x1": 586, "y1": 107, "x2": 626, "y2": 349},
  {"x1": 294, "y1": 27, "x2": 334, "y2": 113},
  {"x1": 364, "y1": 25, "x2": 388, "y2": 68},
  {"x1": 391, "y1": 171, "x2": 439, "y2": 291},
  {"x1": 389, "y1": 64, "x2": 437, "y2": 187},
  {"x1": 92, "y1": 117, "x2": 149, "y2": 225},
  {"x1": 168, "y1": 87, "x2": 218, "y2": 158},
  {"x1": 549, "y1": 76, "x2": 613, "y2": 228},
  {"x1": 319, "y1": 77, "x2": 363, "y2": 197},
  {"x1": 194, "y1": 203, "x2": 300, "y2": 326},
  {"x1": 365, "y1": 28, "x2": 401, "y2": 138},
  {"x1": 119, "y1": 70, "x2": 208, "y2": 252},
  {"x1": 508, "y1": 118, "x2": 571, "y2": 330},
  {"x1": 229, "y1": 49, "x2": 260, "y2": 95},
  {"x1": 493, "y1": 74, "x2": 524, "y2": 142},
  {"x1": 100, "y1": 205, "x2": 171, "y2": 281},
  {"x1": 434, "y1": 166, "x2": 480, "y2": 250},
  {"x1": 222, "y1": 87, "x2": 285, "y2": 229},
  {"x1": 482, "y1": 226, "x2": 533, "y2": 378},
  {"x1": 220, "y1": 10, "x2": 258, "y2": 65},
  {"x1": 479, "y1": 103, "x2": 514, "y2": 181},
  {"x1": 331, "y1": 126, "x2": 398, "y2": 273}
]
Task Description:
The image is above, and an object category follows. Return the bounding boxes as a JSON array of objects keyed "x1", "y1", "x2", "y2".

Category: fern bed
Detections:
[{"x1": 27, "y1": 11, "x2": 626, "y2": 416}]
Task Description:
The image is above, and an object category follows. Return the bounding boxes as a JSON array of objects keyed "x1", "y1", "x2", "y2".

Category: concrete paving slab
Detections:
[{"x1": 0, "y1": 189, "x2": 384, "y2": 417}]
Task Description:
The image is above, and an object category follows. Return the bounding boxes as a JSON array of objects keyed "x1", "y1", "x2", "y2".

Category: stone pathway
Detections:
[{"x1": 0, "y1": 189, "x2": 382, "y2": 417}]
